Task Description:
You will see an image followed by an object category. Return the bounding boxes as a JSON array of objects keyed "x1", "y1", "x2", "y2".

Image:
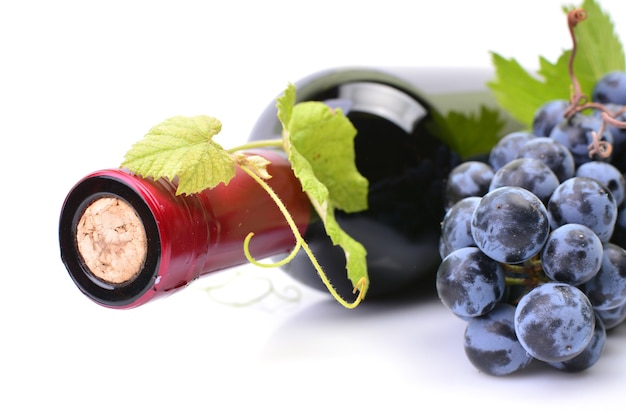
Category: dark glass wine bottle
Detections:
[
  {"x1": 59, "y1": 66, "x2": 517, "y2": 308},
  {"x1": 248, "y1": 66, "x2": 519, "y2": 299}
]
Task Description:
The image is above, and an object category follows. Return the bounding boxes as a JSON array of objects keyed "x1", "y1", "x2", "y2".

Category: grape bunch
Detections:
[{"x1": 436, "y1": 65, "x2": 626, "y2": 375}]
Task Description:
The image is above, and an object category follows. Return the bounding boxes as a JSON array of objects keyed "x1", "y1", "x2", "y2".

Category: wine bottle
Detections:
[
  {"x1": 59, "y1": 66, "x2": 517, "y2": 308},
  {"x1": 248, "y1": 66, "x2": 519, "y2": 299}
]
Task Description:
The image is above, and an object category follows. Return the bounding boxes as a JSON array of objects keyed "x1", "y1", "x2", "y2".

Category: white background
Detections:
[{"x1": 3, "y1": 0, "x2": 626, "y2": 415}]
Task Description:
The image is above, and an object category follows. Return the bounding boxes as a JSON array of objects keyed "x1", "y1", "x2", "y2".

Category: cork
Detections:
[{"x1": 76, "y1": 197, "x2": 148, "y2": 284}]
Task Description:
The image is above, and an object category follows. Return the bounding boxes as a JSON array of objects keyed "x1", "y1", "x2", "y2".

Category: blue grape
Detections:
[
  {"x1": 575, "y1": 160, "x2": 626, "y2": 206},
  {"x1": 540, "y1": 223, "x2": 603, "y2": 286},
  {"x1": 436, "y1": 247, "x2": 505, "y2": 319},
  {"x1": 592, "y1": 71, "x2": 626, "y2": 105},
  {"x1": 488, "y1": 131, "x2": 536, "y2": 171},
  {"x1": 445, "y1": 161, "x2": 494, "y2": 209},
  {"x1": 532, "y1": 99, "x2": 569, "y2": 137},
  {"x1": 489, "y1": 157, "x2": 559, "y2": 205},
  {"x1": 438, "y1": 236, "x2": 447, "y2": 260},
  {"x1": 595, "y1": 302, "x2": 626, "y2": 330},
  {"x1": 514, "y1": 282, "x2": 595, "y2": 363},
  {"x1": 463, "y1": 303, "x2": 533, "y2": 376},
  {"x1": 515, "y1": 137, "x2": 576, "y2": 182},
  {"x1": 581, "y1": 242, "x2": 626, "y2": 311},
  {"x1": 610, "y1": 206, "x2": 626, "y2": 248},
  {"x1": 547, "y1": 176, "x2": 618, "y2": 243},
  {"x1": 439, "y1": 197, "x2": 480, "y2": 258},
  {"x1": 546, "y1": 312, "x2": 606, "y2": 373},
  {"x1": 471, "y1": 186, "x2": 550, "y2": 264},
  {"x1": 549, "y1": 112, "x2": 613, "y2": 166}
]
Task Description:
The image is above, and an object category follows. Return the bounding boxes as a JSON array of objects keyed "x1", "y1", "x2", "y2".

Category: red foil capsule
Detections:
[{"x1": 58, "y1": 149, "x2": 311, "y2": 309}]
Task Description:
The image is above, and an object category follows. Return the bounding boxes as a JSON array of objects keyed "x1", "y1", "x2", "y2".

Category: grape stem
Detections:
[
  {"x1": 566, "y1": 8, "x2": 588, "y2": 111},
  {"x1": 502, "y1": 256, "x2": 549, "y2": 304}
]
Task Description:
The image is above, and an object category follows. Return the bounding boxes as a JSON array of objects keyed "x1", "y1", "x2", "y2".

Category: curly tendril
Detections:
[
  {"x1": 243, "y1": 232, "x2": 302, "y2": 268},
  {"x1": 588, "y1": 132, "x2": 612, "y2": 159},
  {"x1": 237, "y1": 163, "x2": 366, "y2": 309},
  {"x1": 568, "y1": 8, "x2": 588, "y2": 27}
]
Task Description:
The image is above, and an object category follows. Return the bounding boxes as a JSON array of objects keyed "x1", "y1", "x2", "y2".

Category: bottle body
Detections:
[
  {"x1": 249, "y1": 67, "x2": 518, "y2": 298},
  {"x1": 59, "y1": 150, "x2": 310, "y2": 308}
]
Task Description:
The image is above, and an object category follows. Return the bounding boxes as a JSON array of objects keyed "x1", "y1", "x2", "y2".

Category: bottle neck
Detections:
[{"x1": 59, "y1": 149, "x2": 310, "y2": 308}]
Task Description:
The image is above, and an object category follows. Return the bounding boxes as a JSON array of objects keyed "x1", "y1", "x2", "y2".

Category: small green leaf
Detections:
[
  {"x1": 121, "y1": 115, "x2": 236, "y2": 195},
  {"x1": 488, "y1": 0, "x2": 626, "y2": 128}
]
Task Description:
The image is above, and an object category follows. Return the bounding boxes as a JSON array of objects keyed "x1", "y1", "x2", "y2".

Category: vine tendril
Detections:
[
  {"x1": 566, "y1": 8, "x2": 588, "y2": 113},
  {"x1": 563, "y1": 7, "x2": 623, "y2": 160},
  {"x1": 243, "y1": 232, "x2": 302, "y2": 268},
  {"x1": 237, "y1": 163, "x2": 365, "y2": 309}
]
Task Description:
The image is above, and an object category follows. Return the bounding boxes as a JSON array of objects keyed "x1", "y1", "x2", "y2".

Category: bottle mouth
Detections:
[
  {"x1": 59, "y1": 173, "x2": 161, "y2": 308},
  {"x1": 334, "y1": 82, "x2": 428, "y2": 133}
]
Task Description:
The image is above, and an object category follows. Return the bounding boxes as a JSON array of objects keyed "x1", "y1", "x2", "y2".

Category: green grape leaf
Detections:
[
  {"x1": 289, "y1": 102, "x2": 368, "y2": 213},
  {"x1": 487, "y1": 52, "x2": 561, "y2": 128},
  {"x1": 121, "y1": 115, "x2": 236, "y2": 195},
  {"x1": 432, "y1": 106, "x2": 508, "y2": 159},
  {"x1": 487, "y1": 0, "x2": 625, "y2": 128},
  {"x1": 276, "y1": 84, "x2": 370, "y2": 297}
]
